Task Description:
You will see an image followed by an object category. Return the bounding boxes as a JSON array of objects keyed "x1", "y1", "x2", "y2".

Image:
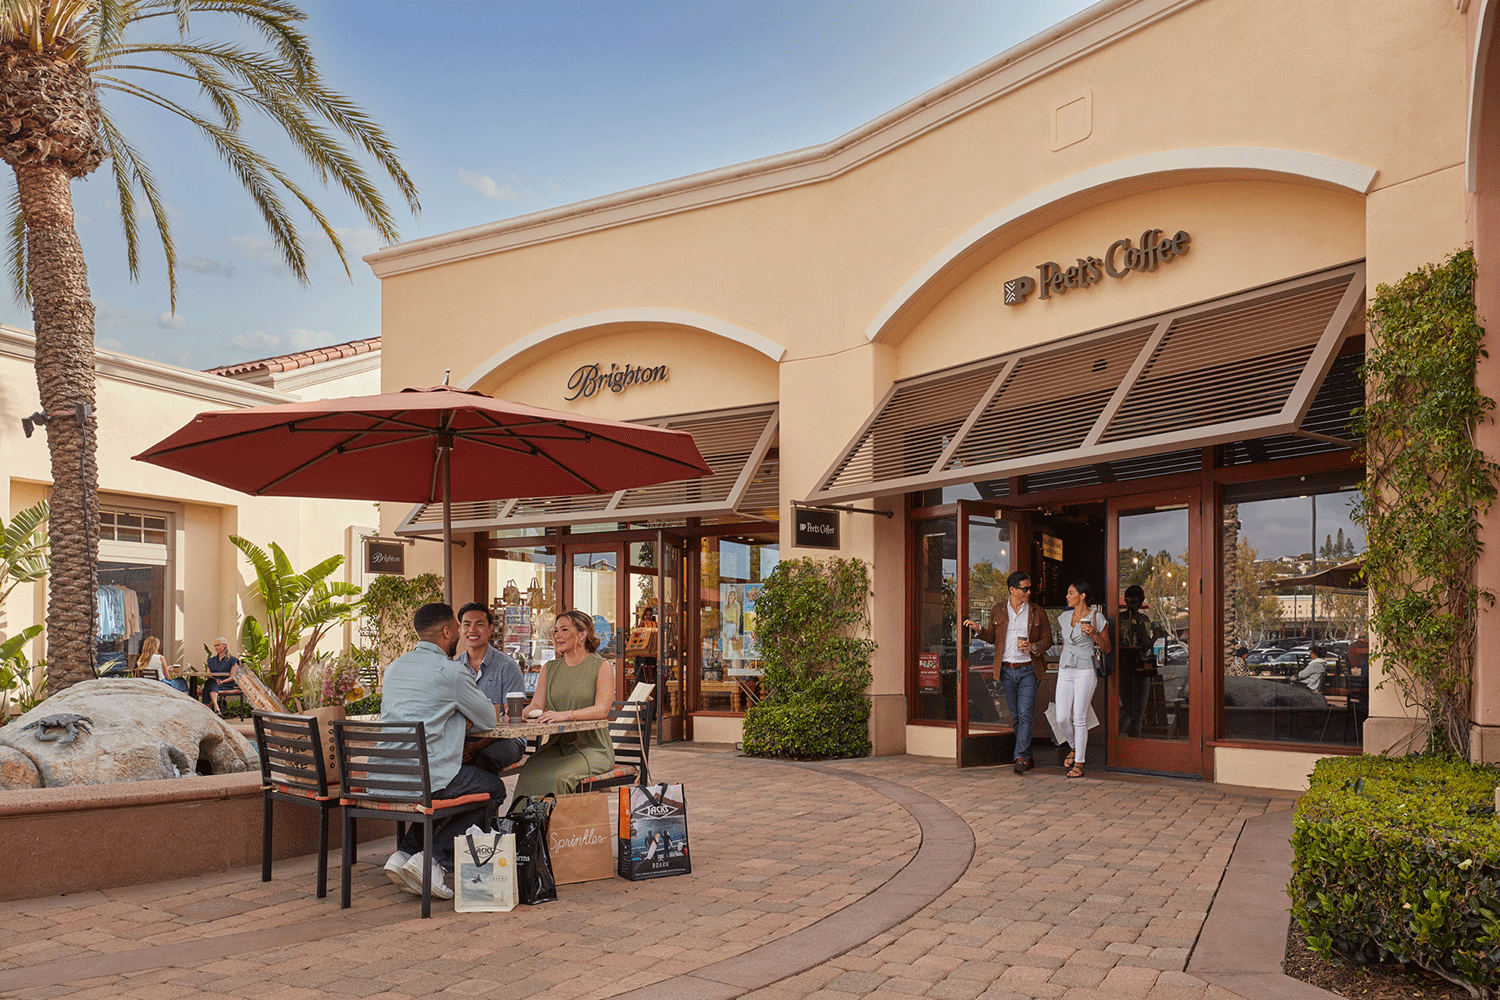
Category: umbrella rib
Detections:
[
  {"x1": 458, "y1": 433, "x2": 603, "y2": 493},
  {"x1": 255, "y1": 412, "x2": 424, "y2": 494},
  {"x1": 463, "y1": 416, "x2": 711, "y2": 476}
]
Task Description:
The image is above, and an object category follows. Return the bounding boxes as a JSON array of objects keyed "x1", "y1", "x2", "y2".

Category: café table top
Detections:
[{"x1": 473, "y1": 717, "x2": 609, "y2": 739}]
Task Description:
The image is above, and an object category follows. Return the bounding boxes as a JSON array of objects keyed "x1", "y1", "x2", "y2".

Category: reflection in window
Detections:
[
  {"x1": 1221, "y1": 487, "x2": 1366, "y2": 747},
  {"x1": 913, "y1": 518, "x2": 958, "y2": 722},
  {"x1": 489, "y1": 547, "x2": 556, "y2": 689},
  {"x1": 697, "y1": 537, "x2": 778, "y2": 713}
]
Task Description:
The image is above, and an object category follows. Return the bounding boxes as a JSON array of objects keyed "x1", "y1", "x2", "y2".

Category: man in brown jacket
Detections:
[{"x1": 964, "y1": 570, "x2": 1055, "y2": 774}]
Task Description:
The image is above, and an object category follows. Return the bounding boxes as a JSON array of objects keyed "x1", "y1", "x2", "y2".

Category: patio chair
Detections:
[
  {"x1": 579, "y1": 700, "x2": 653, "y2": 792},
  {"x1": 252, "y1": 711, "x2": 335, "y2": 899},
  {"x1": 331, "y1": 719, "x2": 499, "y2": 918}
]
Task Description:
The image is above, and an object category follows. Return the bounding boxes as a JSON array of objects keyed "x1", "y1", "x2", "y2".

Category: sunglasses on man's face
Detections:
[{"x1": 1013, "y1": 584, "x2": 1031, "y2": 592}]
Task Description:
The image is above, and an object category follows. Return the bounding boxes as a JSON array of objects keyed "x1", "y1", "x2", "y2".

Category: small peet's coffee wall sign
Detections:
[
  {"x1": 793, "y1": 507, "x2": 841, "y2": 550},
  {"x1": 1004, "y1": 228, "x2": 1191, "y2": 306},
  {"x1": 565, "y1": 362, "x2": 669, "y2": 401}
]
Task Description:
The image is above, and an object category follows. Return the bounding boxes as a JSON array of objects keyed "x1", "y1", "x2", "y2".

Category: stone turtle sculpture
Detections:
[{"x1": 0, "y1": 678, "x2": 255, "y2": 788}]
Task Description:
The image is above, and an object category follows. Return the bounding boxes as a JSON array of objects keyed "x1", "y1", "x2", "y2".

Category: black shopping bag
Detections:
[
  {"x1": 617, "y1": 783, "x2": 691, "y2": 881},
  {"x1": 508, "y1": 794, "x2": 558, "y2": 905}
]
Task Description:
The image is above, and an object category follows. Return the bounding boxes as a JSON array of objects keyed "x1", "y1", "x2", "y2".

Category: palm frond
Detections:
[
  {"x1": 5, "y1": 175, "x2": 28, "y2": 306},
  {"x1": 95, "y1": 105, "x2": 177, "y2": 307}
]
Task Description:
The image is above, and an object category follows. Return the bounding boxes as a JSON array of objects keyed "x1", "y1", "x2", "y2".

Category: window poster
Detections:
[{"x1": 720, "y1": 583, "x2": 763, "y2": 663}]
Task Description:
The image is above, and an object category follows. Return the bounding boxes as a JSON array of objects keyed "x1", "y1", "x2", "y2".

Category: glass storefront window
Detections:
[
  {"x1": 1221, "y1": 485, "x2": 1366, "y2": 746},
  {"x1": 572, "y1": 551, "x2": 619, "y2": 659},
  {"x1": 913, "y1": 518, "x2": 958, "y2": 722},
  {"x1": 489, "y1": 546, "x2": 556, "y2": 688},
  {"x1": 697, "y1": 536, "x2": 778, "y2": 713}
]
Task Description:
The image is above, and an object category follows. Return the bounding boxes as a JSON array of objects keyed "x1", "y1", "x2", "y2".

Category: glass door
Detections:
[
  {"x1": 655, "y1": 532, "x2": 687, "y2": 743},
  {"x1": 565, "y1": 545, "x2": 625, "y2": 698},
  {"x1": 956, "y1": 500, "x2": 1021, "y2": 767},
  {"x1": 1108, "y1": 490, "x2": 1205, "y2": 775}
]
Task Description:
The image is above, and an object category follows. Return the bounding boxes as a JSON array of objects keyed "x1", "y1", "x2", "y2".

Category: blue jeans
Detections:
[
  {"x1": 1000, "y1": 664, "x2": 1039, "y2": 762},
  {"x1": 396, "y1": 763, "x2": 505, "y2": 867}
]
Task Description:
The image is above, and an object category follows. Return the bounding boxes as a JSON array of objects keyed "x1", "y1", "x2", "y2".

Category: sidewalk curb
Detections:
[{"x1": 1188, "y1": 809, "x2": 1340, "y2": 1000}]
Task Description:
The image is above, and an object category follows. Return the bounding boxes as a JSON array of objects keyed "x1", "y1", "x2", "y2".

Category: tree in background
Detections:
[
  {"x1": 1230, "y1": 538, "x2": 1283, "y2": 644},
  {"x1": 0, "y1": 2, "x2": 418, "y2": 691}
]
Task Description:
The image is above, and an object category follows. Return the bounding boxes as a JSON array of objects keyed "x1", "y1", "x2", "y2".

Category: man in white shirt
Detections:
[
  {"x1": 1297, "y1": 646, "x2": 1329, "y2": 693},
  {"x1": 963, "y1": 570, "x2": 1055, "y2": 775}
]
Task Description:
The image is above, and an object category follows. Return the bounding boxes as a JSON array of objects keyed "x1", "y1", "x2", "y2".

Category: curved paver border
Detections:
[{"x1": 606, "y1": 760, "x2": 976, "y2": 1000}]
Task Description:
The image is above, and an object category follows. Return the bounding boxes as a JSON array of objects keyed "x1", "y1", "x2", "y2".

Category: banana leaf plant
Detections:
[
  {"x1": 0, "y1": 624, "x2": 46, "y2": 718},
  {"x1": 1, "y1": 500, "x2": 49, "y2": 609},
  {"x1": 230, "y1": 536, "x2": 364, "y2": 704}
]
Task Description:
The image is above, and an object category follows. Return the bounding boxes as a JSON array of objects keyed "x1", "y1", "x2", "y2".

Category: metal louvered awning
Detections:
[
  {"x1": 395, "y1": 403, "x2": 779, "y2": 533},
  {"x1": 807, "y1": 261, "x2": 1366, "y2": 505}
]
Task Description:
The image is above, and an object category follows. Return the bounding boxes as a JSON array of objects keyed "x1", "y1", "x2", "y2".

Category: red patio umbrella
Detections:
[{"x1": 133, "y1": 385, "x2": 713, "y2": 604}]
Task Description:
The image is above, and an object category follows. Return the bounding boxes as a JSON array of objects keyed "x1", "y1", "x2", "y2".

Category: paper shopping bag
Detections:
[
  {"x1": 547, "y1": 792, "x2": 614, "y2": 884},
  {"x1": 617, "y1": 783, "x2": 691, "y2": 881},
  {"x1": 1044, "y1": 700, "x2": 1101, "y2": 744},
  {"x1": 453, "y1": 828, "x2": 517, "y2": 912}
]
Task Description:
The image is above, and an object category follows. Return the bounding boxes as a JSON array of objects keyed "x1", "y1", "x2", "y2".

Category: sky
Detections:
[{"x1": 0, "y1": 0, "x2": 1097, "y2": 372}]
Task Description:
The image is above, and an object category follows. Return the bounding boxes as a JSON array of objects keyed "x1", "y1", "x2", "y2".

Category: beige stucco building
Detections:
[
  {"x1": 0, "y1": 331, "x2": 380, "y2": 686},
  {"x1": 367, "y1": 0, "x2": 1484, "y2": 788}
]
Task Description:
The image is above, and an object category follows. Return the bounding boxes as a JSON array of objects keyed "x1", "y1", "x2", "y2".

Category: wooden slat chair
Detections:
[
  {"x1": 253, "y1": 711, "x2": 335, "y2": 899},
  {"x1": 331, "y1": 719, "x2": 499, "y2": 918},
  {"x1": 579, "y1": 700, "x2": 653, "y2": 792}
]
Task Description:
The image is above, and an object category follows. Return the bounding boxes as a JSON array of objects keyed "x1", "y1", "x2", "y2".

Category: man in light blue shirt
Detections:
[
  {"x1": 455, "y1": 602, "x2": 527, "y2": 775},
  {"x1": 380, "y1": 602, "x2": 503, "y2": 900}
]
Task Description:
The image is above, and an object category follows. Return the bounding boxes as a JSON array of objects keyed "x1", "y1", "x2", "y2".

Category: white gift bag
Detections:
[
  {"x1": 1044, "y1": 700, "x2": 1101, "y2": 744},
  {"x1": 454, "y1": 825, "x2": 517, "y2": 912}
]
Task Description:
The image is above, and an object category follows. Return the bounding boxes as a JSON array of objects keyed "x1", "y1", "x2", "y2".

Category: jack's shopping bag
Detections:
[
  {"x1": 508, "y1": 794, "x2": 558, "y2": 905},
  {"x1": 453, "y1": 824, "x2": 517, "y2": 912},
  {"x1": 617, "y1": 783, "x2": 691, "y2": 881}
]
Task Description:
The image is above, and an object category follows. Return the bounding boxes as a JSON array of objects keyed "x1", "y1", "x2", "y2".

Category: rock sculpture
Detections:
[{"x1": 0, "y1": 678, "x2": 255, "y2": 788}]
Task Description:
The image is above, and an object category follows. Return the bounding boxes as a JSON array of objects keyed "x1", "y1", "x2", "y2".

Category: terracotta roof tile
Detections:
[{"x1": 206, "y1": 337, "x2": 380, "y2": 377}]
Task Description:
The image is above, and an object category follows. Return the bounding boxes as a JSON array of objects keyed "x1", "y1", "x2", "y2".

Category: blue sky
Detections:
[{"x1": 0, "y1": 0, "x2": 1096, "y2": 371}]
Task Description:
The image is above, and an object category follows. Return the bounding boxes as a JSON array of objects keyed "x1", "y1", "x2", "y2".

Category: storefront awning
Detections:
[
  {"x1": 395, "y1": 403, "x2": 779, "y2": 533},
  {"x1": 806, "y1": 262, "x2": 1366, "y2": 505}
]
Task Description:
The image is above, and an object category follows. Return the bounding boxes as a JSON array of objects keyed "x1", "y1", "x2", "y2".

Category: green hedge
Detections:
[
  {"x1": 741, "y1": 700, "x2": 871, "y2": 760},
  {"x1": 1289, "y1": 754, "x2": 1500, "y2": 991}
]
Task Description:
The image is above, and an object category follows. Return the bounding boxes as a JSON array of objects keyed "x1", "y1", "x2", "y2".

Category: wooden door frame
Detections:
[{"x1": 1106, "y1": 487, "x2": 1207, "y2": 776}]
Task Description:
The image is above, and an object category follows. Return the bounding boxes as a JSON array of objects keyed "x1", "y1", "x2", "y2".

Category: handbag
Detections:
[
  {"x1": 453, "y1": 825, "x2": 517, "y2": 912},
  {"x1": 623, "y1": 625, "x2": 658, "y2": 658},
  {"x1": 507, "y1": 794, "x2": 558, "y2": 904},
  {"x1": 617, "y1": 783, "x2": 691, "y2": 881},
  {"x1": 502, "y1": 579, "x2": 521, "y2": 605},
  {"x1": 1090, "y1": 611, "x2": 1115, "y2": 678}
]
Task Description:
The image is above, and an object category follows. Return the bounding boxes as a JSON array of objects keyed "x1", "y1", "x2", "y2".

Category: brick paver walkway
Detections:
[{"x1": 0, "y1": 746, "x2": 1291, "y2": 1000}]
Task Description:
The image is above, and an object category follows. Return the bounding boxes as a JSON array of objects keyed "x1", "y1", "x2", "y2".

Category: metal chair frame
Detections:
[
  {"x1": 252, "y1": 711, "x2": 334, "y2": 899},
  {"x1": 331, "y1": 718, "x2": 499, "y2": 918},
  {"x1": 579, "y1": 700, "x2": 654, "y2": 792}
]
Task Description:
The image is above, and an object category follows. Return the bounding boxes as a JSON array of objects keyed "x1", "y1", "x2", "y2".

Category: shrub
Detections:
[
  {"x1": 740, "y1": 701, "x2": 871, "y2": 760},
  {"x1": 743, "y1": 556, "x2": 876, "y2": 761},
  {"x1": 1289, "y1": 754, "x2": 1500, "y2": 992}
]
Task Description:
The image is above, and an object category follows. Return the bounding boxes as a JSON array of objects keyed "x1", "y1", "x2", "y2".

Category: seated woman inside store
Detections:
[{"x1": 512, "y1": 610, "x2": 616, "y2": 798}]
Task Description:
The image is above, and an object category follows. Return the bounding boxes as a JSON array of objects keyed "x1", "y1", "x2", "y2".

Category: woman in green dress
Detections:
[{"x1": 513, "y1": 610, "x2": 616, "y2": 798}]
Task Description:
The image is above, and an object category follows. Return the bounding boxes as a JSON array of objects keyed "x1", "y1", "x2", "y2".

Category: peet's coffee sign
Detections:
[
  {"x1": 793, "y1": 507, "x2": 840, "y2": 550},
  {"x1": 565, "y1": 362, "x2": 669, "y2": 401},
  {"x1": 1004, "y1": 228, "x2": 1191, "y2": 306}
]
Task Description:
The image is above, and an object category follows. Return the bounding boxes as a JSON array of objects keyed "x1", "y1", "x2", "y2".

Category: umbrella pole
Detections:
[{"x1": 442, "y1": 438, "x2": 453, "y2": 608}]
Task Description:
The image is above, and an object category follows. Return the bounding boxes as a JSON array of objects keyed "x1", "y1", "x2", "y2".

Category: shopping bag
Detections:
[
  {"x1": 508, "y1": 794, "x2": 558, "y2": 904},
  {"x1": 617, "y1": 783, "x2": 691, "y2": 881},
  {"x1": 1043, "y1": 700, "x2": 1102, "y2": 744},
  {"x1": 546, "y1": 792, "x2": 613, "y2": 884},
  {"x1": 453, "y1": 825, "x2": 517, "y2": 912},
  {"x1": 623, "y1": 626, "x2": 658, "y2": 657}
]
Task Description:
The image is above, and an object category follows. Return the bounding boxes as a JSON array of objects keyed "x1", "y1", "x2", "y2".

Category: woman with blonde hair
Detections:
[
  {"x1": 512, "y1": 610, "x2": 615, "y2": 799},
  {"x1": 136, "y1": 636, "x2": 165, "y2": 682}
]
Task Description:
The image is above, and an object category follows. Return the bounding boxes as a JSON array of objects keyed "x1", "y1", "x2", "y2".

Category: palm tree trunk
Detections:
[{"x1": 16, "y1": 163, "x2": 98, "y2": 692}]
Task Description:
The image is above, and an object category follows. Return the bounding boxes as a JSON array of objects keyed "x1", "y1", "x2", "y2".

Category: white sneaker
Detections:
[
  {"x1": 383, "y1": 851, "x2": 415, "y2": 894},
  {"x1": 400, "y1": 852, "x2": 455, "y2": 900}
]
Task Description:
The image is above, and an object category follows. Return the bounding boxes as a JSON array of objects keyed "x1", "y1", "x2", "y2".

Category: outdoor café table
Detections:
[{"x1": 473, "y1": 717, "x2": 609, "y2": 740}]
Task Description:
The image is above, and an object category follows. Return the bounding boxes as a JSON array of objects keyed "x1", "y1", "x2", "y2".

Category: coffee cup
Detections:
[{"x1": 505, "y1": 693, "x2": 527, "y2": 722}]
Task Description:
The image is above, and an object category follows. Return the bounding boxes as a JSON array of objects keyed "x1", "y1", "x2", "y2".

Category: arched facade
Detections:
[{"x1": 373, "y1": 0, "x2": 1474, "y2": 787}]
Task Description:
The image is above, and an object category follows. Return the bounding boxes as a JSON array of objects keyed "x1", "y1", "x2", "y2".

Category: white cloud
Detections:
[
  {"x1": 334, "y1": 227, "x2": 386, "y2": 256},
  {"x1": 95, "y1": 302, "x2": 185, "y2": 330},
  {"x1": 183, "y1": 255, "x2": 236, "y2": 278},
  {"x1": 228, "y1": 328, "x2": 335, "y2": 355},
  {"x1": 97, "y1": 337, "x2": 125, "y2": 351},
  {"x1": 228, "y1": 235, "x2": 281, "y2": 261},
  {"x1": 458, "y1": 169, "x2": 518, "y2": 202}
]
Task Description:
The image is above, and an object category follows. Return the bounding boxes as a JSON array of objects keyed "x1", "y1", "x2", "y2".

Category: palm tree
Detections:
[{"x1": 0, "y1": 1, "x2": 418, "y2": 691}]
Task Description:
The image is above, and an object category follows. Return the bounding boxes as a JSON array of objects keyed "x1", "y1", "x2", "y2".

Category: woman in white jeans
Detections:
[{"x1": 1056, "y1": 579, "x2": 1111, "y2": 778}]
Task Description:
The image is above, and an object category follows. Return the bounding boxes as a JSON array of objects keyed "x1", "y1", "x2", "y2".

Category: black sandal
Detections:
[
  {"x1": 1066, "y1": 764, "x2": 1085, "y2": 778},
  {"x1": 1063, "y1": 750, "x2": 1075, "y2": 770}
]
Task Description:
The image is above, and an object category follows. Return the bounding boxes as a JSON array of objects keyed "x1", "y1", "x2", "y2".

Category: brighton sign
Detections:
[
  {"x1": 1004, "y1": 228, "x2": 1191, "y2": 306},
  {"x1": 564, "y1": 362, "x2": 669, "y2": 401}
]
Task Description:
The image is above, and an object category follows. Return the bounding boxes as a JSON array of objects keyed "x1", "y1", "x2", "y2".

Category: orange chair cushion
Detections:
[
  {"x1": 269, "y1": 783, "x2": 332, "y2": 801},
  {"x1": 339, "y1": 791, "x2": 493, "y2": 815},
  {"x1": 580, "y1": 765, "x2": 637, "y2": 787}
]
